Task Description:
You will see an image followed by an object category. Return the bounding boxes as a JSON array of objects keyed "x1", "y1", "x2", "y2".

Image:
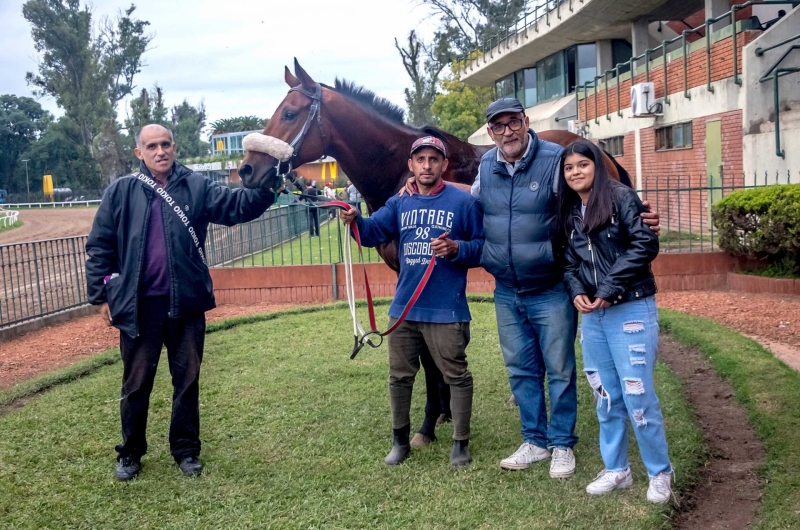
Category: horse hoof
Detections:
[{"x1": 410, "y1": 433, "x2": 437, "y2": 448}]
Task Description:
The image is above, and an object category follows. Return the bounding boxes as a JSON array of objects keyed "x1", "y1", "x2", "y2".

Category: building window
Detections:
[
  {"x1": 612, "y1": 40, "x2": 633, "y2": 75},
  {"x1": 599, "y1": 136, "x2": 624, "y2": 157},
  {"x1": 537, "y1": 50, "x2": 566, "y2": 102},
  {"x1": 522, "y1": 67, "x2": 537, "y2": 107},
  {"x1": 495, "y1": 74, "x2": 515, "y2": 100},
  {"x1": 655, "y1": 122, "x2": 693, "y2": 151}
]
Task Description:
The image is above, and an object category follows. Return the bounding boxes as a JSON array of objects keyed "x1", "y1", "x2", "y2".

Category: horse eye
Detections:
[{"x1": 283, "y1": 110, "x2": 296, "y2": 120}]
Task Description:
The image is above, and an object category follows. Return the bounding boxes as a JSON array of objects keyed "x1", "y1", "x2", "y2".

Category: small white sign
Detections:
[{"x1": 189, "y1": 162, "x2": 222, "y2": 171}]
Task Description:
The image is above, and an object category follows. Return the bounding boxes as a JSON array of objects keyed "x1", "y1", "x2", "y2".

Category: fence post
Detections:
[
  {"x1": 31, "y1": 243, "x2": 44, "y2": 315},
  {"x1": 331, "y1": 263, "x2": 338, "y2": 300}
]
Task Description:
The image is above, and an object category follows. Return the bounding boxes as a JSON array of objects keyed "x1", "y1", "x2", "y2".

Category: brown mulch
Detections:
[
  {"x1": 0, "y1": 302, "x2": 310, "y2": 391},
  {"x1": 658, "y1": 290, "x2": 798, "y2": 346},
  {"x1": 659, "y1": 335, "x2": 766, "y2": 530}
]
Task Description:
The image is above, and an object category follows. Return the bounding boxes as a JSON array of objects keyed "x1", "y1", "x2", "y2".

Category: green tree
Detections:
[
  {"x1": 394, "y1": 30, "x2": 447, "y2": 126},
  {"x1": 431, "y1": 63, "x2": 495, "y2": 141},
  {"x1": 22, "y1": 0, "x2": 152, "y2": 183},
  {"x1": 208, "y1": 116, "x2": 266, "y2": 135},
  {"x1": 17, "y1": 116, "x2": 101, "y2": 192},
  {"x1": 0, "y1": 95, "x2": 52, "y2": 192},
  {"x1": 170, "y1": 100, "x2": 208, "y2": 159}
]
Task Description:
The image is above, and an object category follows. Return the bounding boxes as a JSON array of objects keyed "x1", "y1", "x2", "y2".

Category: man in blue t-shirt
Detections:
[{"x1": 340, "y1": 136, "x2": 484, "y2": 467}]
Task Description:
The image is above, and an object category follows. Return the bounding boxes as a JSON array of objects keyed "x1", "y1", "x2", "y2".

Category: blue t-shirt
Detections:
[{"x1": 355, "y1": 185, "x2": 484, "y2": 323}]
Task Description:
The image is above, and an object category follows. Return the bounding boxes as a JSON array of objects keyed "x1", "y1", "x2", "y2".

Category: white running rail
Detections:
[
  {"x1": 0, "y1": 208, "x2": 20, "y2": 229},
  {"x1": 2, "y1": 200, "x2": 100, "y2": 209}
]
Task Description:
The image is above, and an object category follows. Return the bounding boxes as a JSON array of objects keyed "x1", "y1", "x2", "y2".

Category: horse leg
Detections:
[{"x1": 415, "y1": 344, "x2": 448, "y2": 443}]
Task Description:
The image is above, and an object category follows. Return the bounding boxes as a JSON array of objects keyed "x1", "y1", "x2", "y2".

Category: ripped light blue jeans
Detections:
[{"x1": 580, "y1": 296, "x2": 672, "y2": 477}]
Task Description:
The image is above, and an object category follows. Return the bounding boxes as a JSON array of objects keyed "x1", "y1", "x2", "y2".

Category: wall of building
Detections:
[{"x1": 741, "y1": 5, "x2": 800, "y2": 181}]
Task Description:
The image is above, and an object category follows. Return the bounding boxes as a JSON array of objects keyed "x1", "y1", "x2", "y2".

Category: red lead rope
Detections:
[{"x1": 323, "y1": 200, "x2": 445, "y2": 358}]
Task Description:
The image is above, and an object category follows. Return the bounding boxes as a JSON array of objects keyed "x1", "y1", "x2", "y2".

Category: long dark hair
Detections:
[{"x1": 557, "y1": 139, "x2": 617, "y2": 235}]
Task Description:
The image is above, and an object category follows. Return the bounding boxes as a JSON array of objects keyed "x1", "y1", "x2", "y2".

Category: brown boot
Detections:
[{"x1": 410, "y1": 432, "x2": 437, "y2": 448}]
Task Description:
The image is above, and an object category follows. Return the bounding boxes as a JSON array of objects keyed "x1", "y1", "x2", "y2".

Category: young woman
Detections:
[{"x1": 557, "y1": 140, "x2": 672, "y2": 503}]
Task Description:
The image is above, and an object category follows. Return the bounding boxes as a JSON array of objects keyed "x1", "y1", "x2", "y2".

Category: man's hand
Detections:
[
  {"x1": 99, "y1": 303, "x2": 113, "y2": 326},
  {"x1": 339, "y1": 207, "x2": 359, "y2": 225},
  {"x1": 398, "y1": 176, "x2": 416, "y2": 198},
  {"x1": 573, "y1": 295, "x2": 594, "y2": 314},
  {"x1": 590, "y1": 297, "x2": 611, "y2": 310},
  {"x1": 431, "y1": 237, "x2": 459, "y2": 258},
  {"x1": 641, "y1": 200, "x2": 660, "y2": 235}
]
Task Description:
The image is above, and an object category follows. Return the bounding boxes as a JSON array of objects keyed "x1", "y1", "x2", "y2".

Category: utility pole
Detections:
[{"x1": 21, "y1": 159, "x2": 30, "y2": 195}]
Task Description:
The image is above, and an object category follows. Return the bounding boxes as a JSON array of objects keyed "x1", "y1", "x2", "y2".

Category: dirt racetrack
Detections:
[{"x1": 0, "y1": 207, "x2": 97, "y2": 244}]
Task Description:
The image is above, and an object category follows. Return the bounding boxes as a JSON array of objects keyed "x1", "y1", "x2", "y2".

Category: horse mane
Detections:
[{"x1": 324, "y1": 79, "x2": 406, "y2": 124}]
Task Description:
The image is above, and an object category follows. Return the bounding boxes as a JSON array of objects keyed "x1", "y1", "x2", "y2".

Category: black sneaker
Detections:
[
  {"x1": 178, "y1": 456, "x2": 203, "y2": 477},
  {"x1": 115, "y1": 456, "x2": 141, "y2": 481}
]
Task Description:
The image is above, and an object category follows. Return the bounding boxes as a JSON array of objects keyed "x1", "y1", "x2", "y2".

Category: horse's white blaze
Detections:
[{"x1": 242, "y1": 133, "x2": 294, "y2": 161}]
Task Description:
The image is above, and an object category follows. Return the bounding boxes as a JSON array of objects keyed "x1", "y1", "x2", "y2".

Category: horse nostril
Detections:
[{"x1": 239, "y1": 164, "x2": 253, "y2": 179}]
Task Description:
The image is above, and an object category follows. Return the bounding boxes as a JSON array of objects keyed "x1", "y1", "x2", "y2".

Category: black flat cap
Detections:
[{"x1": 486, "y1": 97, "x2": 525, "y2": 123}]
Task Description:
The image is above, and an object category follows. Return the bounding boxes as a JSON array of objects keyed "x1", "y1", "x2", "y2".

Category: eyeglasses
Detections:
[{"x1": 489, "y1": 118, "x2": 525, "y2": 135}]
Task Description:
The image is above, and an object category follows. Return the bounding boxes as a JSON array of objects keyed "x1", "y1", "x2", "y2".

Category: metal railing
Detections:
[
  {"x1": 572, "y1": 1, "x2": 794, "y2": 157},
  {"x1": 4, "y1": 175, "x2": 794, "y2": 329},
  {"x1": 639, "y1": 172, "x2": 793, "y2": 253},
  {"x1": 0, "y1": 235, "x2": 89, "y2": 329},
  {"x1": 758, "y1": 42, "x2": 800, "y2": 158},
  {"x1": 206, "y1": 201, "x2": 382, "y2": 267}
]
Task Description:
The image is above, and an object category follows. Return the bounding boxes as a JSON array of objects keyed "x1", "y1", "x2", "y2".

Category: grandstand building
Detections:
[{"x1": 462, "y1": 0, "x2": 800, "y2": 189}]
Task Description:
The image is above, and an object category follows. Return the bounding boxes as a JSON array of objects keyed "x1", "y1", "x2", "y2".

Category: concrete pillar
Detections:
[
  {"x1": 706, "y1": 0, "x2": 729, "y2": 35},
  {"x1": 632, "y1": 18, "x2": 650, "y2": 58},
  {"x1": 596, "y1": 39, "x2": 614, "y2": 73}
]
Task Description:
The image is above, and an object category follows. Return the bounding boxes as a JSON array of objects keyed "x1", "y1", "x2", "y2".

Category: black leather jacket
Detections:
[
  {"x1": 563, "y1": 183, "x2": 659, "y2": 305},
  {"x1": 86, "y1": 161, "x2": 275, "y2": 338}
]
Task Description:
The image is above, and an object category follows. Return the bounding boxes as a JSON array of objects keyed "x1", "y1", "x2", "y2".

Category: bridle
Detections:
[{"x1": 274, "y1": 82, "x2": 329, "y2": 181}]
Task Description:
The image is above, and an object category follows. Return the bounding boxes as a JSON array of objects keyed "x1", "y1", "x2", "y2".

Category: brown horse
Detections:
[{"x1": 239, "y1": 59, "x2": 631, "y2": 272}]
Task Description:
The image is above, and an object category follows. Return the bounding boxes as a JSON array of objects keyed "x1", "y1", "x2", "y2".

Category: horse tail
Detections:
[{"x1": 604, "y1": 150, "x2": 633, "y2": 188}]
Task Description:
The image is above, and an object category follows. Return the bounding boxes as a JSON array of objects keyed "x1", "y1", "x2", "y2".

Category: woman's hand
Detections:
[
  {"x1": 590, "y1": 297, "x2": 611, "y2": 310},
  {"x1": 574, "y1": 295, "x2": 594, "y2": 314}
]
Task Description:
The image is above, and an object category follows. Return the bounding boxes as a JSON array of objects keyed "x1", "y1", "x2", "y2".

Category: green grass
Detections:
[
  {"x1": 658, "y1": 229, "x2": 713, "y2": 248},
  {"x1": 233, "y1": 216, "x2": 383, "y2": 267},
  {"x1": 0, "y1": 300, "x2": 703, "y2": 529},
  {"x1": 736, "y1": 262, "x2": 800, "y2": 280},
  {"x1": 660, "y1": 310, "x2": 800, "y2": 530},
  {"x1": 0, "y1": 220, "x2": 22, "y2": 233}
]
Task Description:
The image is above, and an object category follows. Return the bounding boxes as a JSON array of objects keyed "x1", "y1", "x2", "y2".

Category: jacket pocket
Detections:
[{"x1": 104, "y1": 276, "x2": 127, "y2": 323}]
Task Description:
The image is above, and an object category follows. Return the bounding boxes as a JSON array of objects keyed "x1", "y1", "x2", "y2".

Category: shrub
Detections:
[{"x1": 711, "y1": 183, "x2": 800, "y2": 273}]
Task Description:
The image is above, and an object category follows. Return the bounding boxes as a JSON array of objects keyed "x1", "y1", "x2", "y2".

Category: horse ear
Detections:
[
  {"x1": 285, "y1": 66, "x2": 300, "y2": 88},
  {"x1": 293, "y1": 58, "x2": 316, "y2": 89}
]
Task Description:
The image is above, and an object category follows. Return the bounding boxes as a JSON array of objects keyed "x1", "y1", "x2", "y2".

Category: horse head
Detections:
[{"x1": 239, "y1": 59, "x2": 329, "y2": 190}]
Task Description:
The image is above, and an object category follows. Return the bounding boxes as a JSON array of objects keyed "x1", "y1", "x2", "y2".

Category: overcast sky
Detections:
[{"x1": 0, "y1": 0, "x2": 437, "y2": 131}]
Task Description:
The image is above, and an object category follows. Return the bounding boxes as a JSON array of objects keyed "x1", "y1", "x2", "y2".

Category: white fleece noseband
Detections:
[{"x1": 242, "y1": 133, "x2": 294, "y2": 162}]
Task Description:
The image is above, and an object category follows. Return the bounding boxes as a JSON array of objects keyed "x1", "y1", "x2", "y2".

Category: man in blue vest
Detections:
[{"x1": 473, "y1": 98, "x2": 659, "y2": 479}]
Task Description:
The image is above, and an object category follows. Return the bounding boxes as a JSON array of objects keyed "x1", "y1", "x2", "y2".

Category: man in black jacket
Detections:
[{"x1": 86, "y1": 124, "x2": 275, "y2": 481}]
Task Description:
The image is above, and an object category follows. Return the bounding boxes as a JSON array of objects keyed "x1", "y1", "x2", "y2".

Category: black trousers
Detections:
[
  {"x1": 308, "y1": 207, "x2": 320, "y2": 236},
  {"x1": 116, "y1": 296, "x2": 205, "y2": 462}
]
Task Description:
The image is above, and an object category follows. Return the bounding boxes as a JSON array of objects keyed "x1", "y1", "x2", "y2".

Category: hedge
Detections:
[{"x1": 711, "y1": 183, "x2": 800, "y2": 273}]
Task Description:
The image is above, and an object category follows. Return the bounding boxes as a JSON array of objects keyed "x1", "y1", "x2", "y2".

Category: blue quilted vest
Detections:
[{"x1": 479, "y1": 131, "x2": 564, "y2": 292}]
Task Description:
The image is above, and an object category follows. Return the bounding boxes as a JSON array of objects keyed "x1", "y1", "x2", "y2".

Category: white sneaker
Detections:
[
  {"x1": 585, "y1": 468, "x2": 633, "y2": 495},
  {"x1": 499, "y1": 443, "x2": 550, "y2": 470},
  {"x1": 647, "y1": 472, "x2": 673, "y2": 504},
  {"x1": 549, "y1": 447, "x2": 576, "y2": 478}
]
